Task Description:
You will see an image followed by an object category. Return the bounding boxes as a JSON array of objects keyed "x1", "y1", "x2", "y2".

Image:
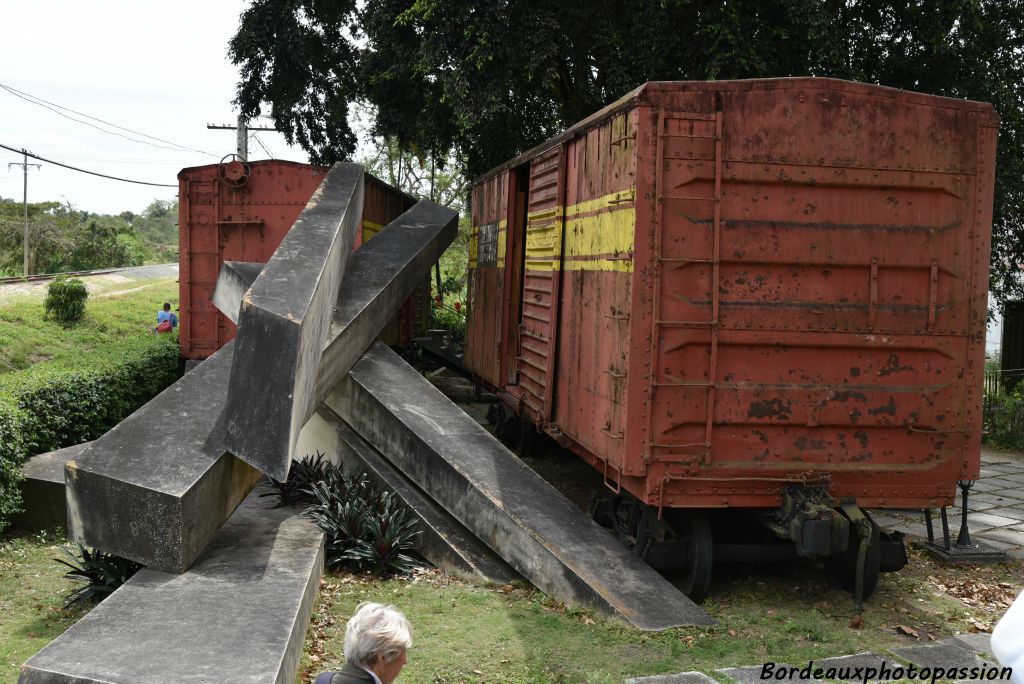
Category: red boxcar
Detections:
[
  {"x1": 178, "y1": 160, "x2": 425, "y2": 360},
  {"x1": 465, "y1": 78, "x2": 998, "y2": 599}
]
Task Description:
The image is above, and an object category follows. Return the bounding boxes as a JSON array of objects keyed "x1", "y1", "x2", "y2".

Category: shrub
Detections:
[
  {"x1": 0, "y1": 335, "x2": 179, "y2": 533},
  {"x1": 44, "y1": 275, "x2": 88, "y2": 324},
  {"x1": 55, "y1": 543, "x2": 142, "y2": 609},
  {"x1": 431, "y1": 300, "x2": 466, "y2": 345},
  {"x1": 985, "y1": 387, "x2": 1024, "y2": 450}
]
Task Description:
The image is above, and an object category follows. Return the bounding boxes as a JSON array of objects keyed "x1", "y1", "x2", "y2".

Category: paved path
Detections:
[{"x1": 871, "y1": 446, "x2": 1024, "y2": 559}]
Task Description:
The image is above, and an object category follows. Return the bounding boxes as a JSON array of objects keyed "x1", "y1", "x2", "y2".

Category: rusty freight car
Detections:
[
  {"x1": 178, "y1": 159, "x2": 427, "y2": 361},
  {"x1": 465, "y1": 78, "x2": 998, "y2": 601}
]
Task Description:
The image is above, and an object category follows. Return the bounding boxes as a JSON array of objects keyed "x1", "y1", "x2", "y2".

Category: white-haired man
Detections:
[{"x1": 315, "y1": 602, "x2": 412, "y2": 684}]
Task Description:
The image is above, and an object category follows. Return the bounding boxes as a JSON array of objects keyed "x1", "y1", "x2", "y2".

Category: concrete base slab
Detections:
[
  {"x1": 19, "y1": 491, "x2": 324, "y2": 684},
  {"x1": 890, "y1": 643, "x2": 1000, "y2": 676},
  {"x1": 301, "y1": 407, "x2": 519, "y2": 584},
  {"x1": 915, "y1": 539, "x2": 1008, "y2": 563},
  {"x1": 626, "y1": 672, "x2": 717, "y2": 684},
  {"x1": 717, "y1": 665, "x2": 801, "y2": 683},
  {"x1": 66, "y1": 343, "x2": 263, "y2": 573},
  {"x1": 949, "y1": 634, "x2": 993, "y2": 658},
  {"x1": 10, "y1": 442, "x2": 90, "y2": 531},
  {"x1": 327, "y1": 341, "x2": 712, "y2": 630}
]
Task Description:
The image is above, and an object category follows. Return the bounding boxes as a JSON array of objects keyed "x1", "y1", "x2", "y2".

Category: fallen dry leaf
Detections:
[{"x1": 896, "y1": 625, "x2": 919, "y2": 638}]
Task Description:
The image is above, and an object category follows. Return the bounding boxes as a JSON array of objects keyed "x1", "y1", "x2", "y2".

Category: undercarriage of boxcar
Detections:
[{"x1": 465, "y1": 79, "x2": 998, "y2": 605}]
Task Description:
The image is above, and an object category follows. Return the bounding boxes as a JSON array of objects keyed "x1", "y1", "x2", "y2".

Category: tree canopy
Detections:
[{"x1": 231, "y1": 0, "x2": 1024, "y2": 303}]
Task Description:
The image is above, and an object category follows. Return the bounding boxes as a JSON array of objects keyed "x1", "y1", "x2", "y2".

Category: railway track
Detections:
[{"x1": 0, "y1": 263, "x2": 178, "y2": 286}]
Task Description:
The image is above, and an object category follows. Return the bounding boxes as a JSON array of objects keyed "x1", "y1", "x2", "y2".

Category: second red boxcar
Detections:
[
  {"x1": 466, "y1": 78, "x2": 998, "y2": 600},
  {"x1": 178, "y1": 160, "x2": 425, "y2": 361}
]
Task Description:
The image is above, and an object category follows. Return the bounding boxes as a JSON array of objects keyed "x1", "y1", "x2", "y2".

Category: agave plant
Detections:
[
  {"x1": 303, "y1": 470, "x2": 421, "y2": 576},
  {"x1": 261, "y1": 451, "x2": 331, "y2": 507},
  {"x1": 55, "y1": 544, "x2": 142, "y2": 609},
  {"x1": 340, "y1": 491, "x2": 421, "y2": 575}
]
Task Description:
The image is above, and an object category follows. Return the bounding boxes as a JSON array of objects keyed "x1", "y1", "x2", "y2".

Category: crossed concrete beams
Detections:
[{"x1": 66, "y1": 167, "x2": 457, "y2": 573}]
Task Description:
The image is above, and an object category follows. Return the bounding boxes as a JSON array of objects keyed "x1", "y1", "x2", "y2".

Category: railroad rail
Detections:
[{"x1": 0, "y1": 264, "x2": 176, "y2": 286}]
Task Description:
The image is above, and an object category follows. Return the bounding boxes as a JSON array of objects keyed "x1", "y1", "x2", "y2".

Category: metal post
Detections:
[
  {"x1": 955, "y1": 480, "x2": 976, "y2": 548},
  {"x1": 22, "y1": 151, "x2": 28, "y2": 276},
  {"x1": 8, "y1": 151, "x2": 40, "y2": 277}
]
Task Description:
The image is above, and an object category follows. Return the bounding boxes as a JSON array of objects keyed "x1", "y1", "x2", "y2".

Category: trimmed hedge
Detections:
[{"x1": 0, "y1": 336, "x2": 180, "y2": 533}]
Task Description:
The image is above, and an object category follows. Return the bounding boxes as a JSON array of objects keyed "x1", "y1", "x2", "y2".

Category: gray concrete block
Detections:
[
  {"x1": 304, "y1": 407, "x2": 519, "y2": 584},
  {"x1": 814, "y1": 652, "x2": 897, "y2": 674},
  {"x1": 225, "y1": 163, "x2": 365, "y2": 481},
  {"x1": 211, "y1": 261, "x2": 264, "y2": 323},
  {"x1": 222, "y1": 196, "x2": 458, "y2": 483},
  {"x1": 19, "y1": 491, "x2": 323, "y2": 684},
  {"x1": 717, "y1": 665, "x2": 801, "y2": 683},
  {"x1": 66, "y1": 343, "x2": 262, "y2": 573},
  {"x1": 890, "y1": 643, "x2": 999, "y2": 673},
  {"x1": 949, "y1": 633, "x2": 993, "y2": 658},
  {"x1": 626, "y1": 673, "x2": 717, "y2": 684},
  {"x1": 326, "y1": 341, "x2": 713, "y2": 630},
  {"x1": 10, "y1": 442, "x2": 90, "y2": 532}
]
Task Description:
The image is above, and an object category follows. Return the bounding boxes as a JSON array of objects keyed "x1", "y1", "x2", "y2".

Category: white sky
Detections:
[{"x1": 0, "y1": 1, "x2": 311, "y2": 216}]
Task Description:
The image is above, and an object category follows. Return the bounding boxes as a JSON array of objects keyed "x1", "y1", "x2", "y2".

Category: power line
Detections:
[
  {"x1": 0, "y1": 142, "x2": 177, "y2": 188},
  {"x1": 0, "y1": 81, "x2": 219, "y2": 158},
  {"x1": 252, "y1": 133, "x2": 275, "y2": 159}
]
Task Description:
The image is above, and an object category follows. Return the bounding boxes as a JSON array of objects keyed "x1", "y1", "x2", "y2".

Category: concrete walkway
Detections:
[{"x1": 871, "y1": 446, "x2": 1024, "y2": 559}]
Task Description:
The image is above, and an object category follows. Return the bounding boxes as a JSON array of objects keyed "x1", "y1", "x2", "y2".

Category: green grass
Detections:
[
  {"x1": 0, "y1": 531, "x2": 86, "y2": 682},
  {"x1": 0, "y1": 278, "x2": 177, "y2": 374},
  {"x1": 299, "y1": 550, "x2": 1024, "y2": 683}
]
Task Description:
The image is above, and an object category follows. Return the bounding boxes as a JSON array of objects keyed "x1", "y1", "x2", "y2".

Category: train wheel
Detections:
[
  {"x1": 824, "y1": 517, "x2": 881, "y2": 600},
  {"x1": 668, "y1": 510, "x2": 714, "y2": 603}
]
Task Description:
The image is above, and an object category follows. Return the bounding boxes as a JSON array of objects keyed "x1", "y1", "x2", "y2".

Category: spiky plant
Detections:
[{"x1": 55, "y1": 544, "x2": 142, "y2": 609}]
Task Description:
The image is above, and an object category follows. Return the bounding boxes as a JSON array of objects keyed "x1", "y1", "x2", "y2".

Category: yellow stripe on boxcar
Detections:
[{"x1": 473, "y1": 191, "x2": 635, "y2": 272}]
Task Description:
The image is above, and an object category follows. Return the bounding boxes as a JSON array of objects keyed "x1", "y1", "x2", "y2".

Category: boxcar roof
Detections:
[{"x1": 472, "y1": 77, "x2": 997, "y2": 184}]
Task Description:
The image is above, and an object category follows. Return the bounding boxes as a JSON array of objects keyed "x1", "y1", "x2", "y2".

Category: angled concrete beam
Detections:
[
  {"x1": 65, "y1": 343, "x2": 262, "y2": 573},
  {"x1": 300, "y1": 407, "x2": 519, "y2": 584},
  {"x1": 225, "y1": 163, "x2": 365, "y2": 482},
  {"x1": 20, "y1": 492, "x2": 323, "y2": 684},
  {"x1": 211, "y1": 261, "x2": 264, "y2": 324},
  {"x1": 326, "y1": 342, "x2": 714, "y2": 630},
  {"x1": 213, "y1": 199, "x2": 459, "y2": 429},
  {"x1": 68, "y1": 200, "x2": 456, "y2": 573}
]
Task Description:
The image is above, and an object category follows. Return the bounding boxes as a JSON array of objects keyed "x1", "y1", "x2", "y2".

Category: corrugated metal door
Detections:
[{"x1": 516, "y1": 147, "x2": 565, "y2": 421}]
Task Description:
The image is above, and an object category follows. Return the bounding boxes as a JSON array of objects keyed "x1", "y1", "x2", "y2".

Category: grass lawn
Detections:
[
  {"x1": 0, "y1": 531, "x2": 86, "y2": 683},
  {"x1": 0, "y1": 277, "x2": 178, "y2": 374},
  {"x1": 296, "y1": 547, "x2": 1023, "y2": 683}
]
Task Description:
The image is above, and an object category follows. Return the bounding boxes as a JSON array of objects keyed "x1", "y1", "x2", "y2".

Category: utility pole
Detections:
[
  {"x1": 8, "y1": 151, "x2": 41, "y2": 277},
  {"x1": 206, "y1": 114, "x2": 278, "y2": 162}
]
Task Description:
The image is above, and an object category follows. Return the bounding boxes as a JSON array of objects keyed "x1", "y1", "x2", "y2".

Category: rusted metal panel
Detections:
[
  {"x1": 553, "y1": 111, "x2": 637, "y2": 471},
  {"x1": 177, "y1": 161, "x2": 415, "y2": 361},
  {"x1": 515, "y1": 148, "x2": 565, "y2": 422},
  {"x1": 469, "y1": 78, "x2": 997, "y2": 513},
  {"x1": 464, "y1": 171, "x2": 509, "y2": 386}
]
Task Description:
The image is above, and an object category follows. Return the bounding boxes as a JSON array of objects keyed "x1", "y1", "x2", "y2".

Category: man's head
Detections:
[
  {"x1": 163, "y1": 303, "x2": 171, "y2": 312},
  {"x1": 343, "y1": 602, "x2": 412, "y2": 684}
]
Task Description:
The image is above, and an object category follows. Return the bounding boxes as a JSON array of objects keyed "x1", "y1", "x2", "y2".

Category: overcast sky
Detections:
[{"x1": 0, "y1": 1, "x2": 310, "y2": 216}]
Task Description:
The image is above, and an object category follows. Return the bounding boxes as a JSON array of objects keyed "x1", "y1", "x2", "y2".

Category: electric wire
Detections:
[
  {"x1": 252, "y1": 133, "x2": 275, "y2": 159},
  {"x1": 0, "y1": 142, "x2": 177, "y2": 187},
  {"x1": 0, "y1": 82, "x2": 219, "y2": 158}
]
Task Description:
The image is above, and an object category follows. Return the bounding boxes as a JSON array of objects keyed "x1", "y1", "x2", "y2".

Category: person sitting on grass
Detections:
[
  {"x1": 315, "y1": 602, "x2": 412, "y2": 684},
  {"x1": 155, "y1": 302, "x2": 177, "y2": 333}
]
